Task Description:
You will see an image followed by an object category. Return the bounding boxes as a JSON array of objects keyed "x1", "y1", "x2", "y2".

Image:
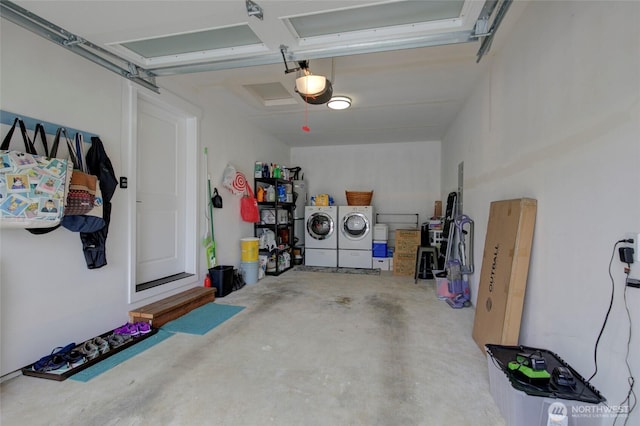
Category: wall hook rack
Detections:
[{"x1": 0, "y1": 110, "x2": 98, "y2": 142}]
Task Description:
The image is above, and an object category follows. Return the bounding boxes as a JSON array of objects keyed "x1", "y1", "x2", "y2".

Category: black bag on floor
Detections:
[{"x1": 233, "y1": 269, "x2": 246, "y2": 291}]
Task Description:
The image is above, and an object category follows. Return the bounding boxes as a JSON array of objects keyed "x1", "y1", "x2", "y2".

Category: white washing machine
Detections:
[
  {"x1": 304, "y1": 206, "x2": 338, "y2": 267},
  {"x1": 338, "y1": 205, "x2": 374, "y2": 268}
]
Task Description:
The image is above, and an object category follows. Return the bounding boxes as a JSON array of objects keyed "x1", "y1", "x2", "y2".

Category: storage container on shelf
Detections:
[
  {"x1": 372, "y1": 241, "x2": 388, "y2": 257},
  {"x1": 372, "y1": 257, "x2": 390, "y2": 271},
  {"x1": 373, "y1": 224, "x2": 388, "y2": 241},
  {"x1": 260, "y1": 209, "x2": 288, "y2": 225},
  {"x1": 265, "y1": 185, "x2": 275, "y2": 202}
]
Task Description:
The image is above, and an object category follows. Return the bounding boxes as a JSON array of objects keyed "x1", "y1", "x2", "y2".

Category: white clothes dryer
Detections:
[
  {"x1": 338, "y1": 205, "x2": 374, "y2": 268},
  {"x1": 305, "y1": 206, "x2": 338, "y2": 267},
  {"x1": 338, "y1": 205, "x2": 374, "y2": 250}
]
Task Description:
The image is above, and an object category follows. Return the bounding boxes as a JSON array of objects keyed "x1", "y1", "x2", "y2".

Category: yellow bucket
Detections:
[{"x1": 240, "y1": 237, "x2": 259, "y2": 262}]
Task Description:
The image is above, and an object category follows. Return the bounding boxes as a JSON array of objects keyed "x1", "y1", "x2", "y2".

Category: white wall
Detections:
[
  {"x1": 291, "y1": 141, "x2": 441, "y2": 226},
  {"x1": 159, "y1": 80, "x2": 291, "y2": 267},
  {"x1": 442, "y1": 0, "x2": 640, "y2": 416},
  {"x1": 0, "y1": 20, "x2": 289, "y2": 375}
]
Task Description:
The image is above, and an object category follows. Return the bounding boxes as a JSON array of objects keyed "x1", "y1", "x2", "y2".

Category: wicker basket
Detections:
[{"x1": 346, "y1": 190, "x2": 373, "y2": 206}]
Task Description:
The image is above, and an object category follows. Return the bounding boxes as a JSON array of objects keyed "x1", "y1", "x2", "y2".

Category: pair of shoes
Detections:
[
  {"x1": 50, "y1": 348, "x2": 85, "y2": 374},
  {"x1": 80, "y1": 336, "x2": 110, "y2": 360},
  {"x1": 64, "y1": 348, "x2": 86, "y2": 368},
  {"x1": 80, "y1": 341, "x2": 99, "y2": 360},
  {"x1": 114, "y1": 322, "x2": 139, "y2": 337},
  {"x1": 107, "y1": 332, "x2": 130, "y2": 347},
  {"x1": 32, "y1": 343, "x2": 79, "y2": 373},
  {"x1": 135, "y1": 322, "x2": 152, "y2": 335},
  {"x1": 33, "y1": 354, "x2": 67, "y2": 372},
  {"x1": 93, "y1": 336, "x2": 110, "y2": 354},
  {"x1": 114, "y1": 322, "x2": 151, "y2": 337}
]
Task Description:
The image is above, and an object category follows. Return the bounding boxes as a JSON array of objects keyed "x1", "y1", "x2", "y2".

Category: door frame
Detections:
[{"x1": 122, "y1": 82, "x2": 202, "y2": 304}]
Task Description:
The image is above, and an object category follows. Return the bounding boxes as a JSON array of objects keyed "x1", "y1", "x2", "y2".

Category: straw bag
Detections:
[
  {"x1": 64, "y1": 132, "x2": 97, "y2": 217},
  {"x1": 61, "y1": 133, "x2": 105, "y2": 232}
]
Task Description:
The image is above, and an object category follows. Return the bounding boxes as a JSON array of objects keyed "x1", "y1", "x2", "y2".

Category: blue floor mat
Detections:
[
  {"x1": 160, "y1": 303, "x2": 245, "y2": 335},
  {"x1": 69, "y1": 329, "x2": 174, "y2": 382}
]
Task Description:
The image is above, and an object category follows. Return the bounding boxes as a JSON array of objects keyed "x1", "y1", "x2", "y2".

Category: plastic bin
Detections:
[
  {"x1": 372, "y1": 257, "x2": 390, "y2": 271},
  {"x1": 372, "y1": 241, "x2": 387, "y2": 257},
  {"x1": 240, "y1": 237, "x2": 259, "y2": 262},
  {"x1": 240, "y1": 261, "x2": 259, "y2": 285},
  {"x1": 209, "y1": 265, "x2": 234, "y2": 297},
  {"x1": 486, "y1": 344, "x2": 607, "y2": 426},
  {"x1": 436, "y1": 277, "x2": 454, "y2": 300},
  {"x1": 373, "y1": 224, "x2": 388, "y2": 241}
]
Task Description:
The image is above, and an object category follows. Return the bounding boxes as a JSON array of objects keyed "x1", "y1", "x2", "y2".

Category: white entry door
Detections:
[{"x1": 136, "y1": 99, "x2": 186, "y2": 284}]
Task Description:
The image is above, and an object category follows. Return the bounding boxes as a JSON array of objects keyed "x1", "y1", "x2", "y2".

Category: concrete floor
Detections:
[{"x1": 1, "y1": 269, "x2": 505, "y2": 426}]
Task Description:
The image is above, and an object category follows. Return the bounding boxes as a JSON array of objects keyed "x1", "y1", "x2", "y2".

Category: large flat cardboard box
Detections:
[
  {"x1": 393, "y1": 252, "x2": 417, "y2": 276},
  {"x1": 394, "y1": 228, "x2": 421, "y2": 254},
  {"x1": 472, "y1": 198, "x2": 537, "y2": 352}
]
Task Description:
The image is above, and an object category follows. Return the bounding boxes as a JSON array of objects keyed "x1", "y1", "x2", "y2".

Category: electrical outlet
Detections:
[{"x1": 625, "y1": 232, "x2": 640, "y2": 263}]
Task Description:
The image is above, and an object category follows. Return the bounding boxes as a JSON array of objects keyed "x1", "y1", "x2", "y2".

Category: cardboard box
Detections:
[
  {"x1": 434, "y1": 201, "x2": 442, "y2": 217},
  {"x1": 394, "y1": 228, "x2": 421, "y2": 254},
  {"x1": 472, "y1": 198, "x2": 537, "y2": 351},
  {"x1": 393, "y1": 252, "x2": 417, "y2": 276}
]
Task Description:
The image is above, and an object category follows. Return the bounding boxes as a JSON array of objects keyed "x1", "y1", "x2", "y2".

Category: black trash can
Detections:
[{"x1": 209, "y1": 265, "x2": 234, "y2": 297}]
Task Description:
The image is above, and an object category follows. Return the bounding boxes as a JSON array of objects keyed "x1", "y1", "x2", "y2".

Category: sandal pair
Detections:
[{"x1": 33, "y1": 343, "x2": 84, "y2": 372}]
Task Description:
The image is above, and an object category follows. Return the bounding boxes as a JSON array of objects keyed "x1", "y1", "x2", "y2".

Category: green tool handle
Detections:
[
  {"x1": 207, "y1": 177, "x2": 216, "y2": 246},
  {"x1": 204, "y1": 147, "x2": 216, "y2": 261}
]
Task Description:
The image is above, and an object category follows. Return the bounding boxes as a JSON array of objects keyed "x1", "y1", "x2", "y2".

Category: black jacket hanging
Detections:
[{"x1": 79, "y1": 136, "x2": 118, "y2": 269}]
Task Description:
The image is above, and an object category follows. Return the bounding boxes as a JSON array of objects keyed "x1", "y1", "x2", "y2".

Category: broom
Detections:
[{"x1": 202, "y1": 147, "x2": 216, "y2": 269}]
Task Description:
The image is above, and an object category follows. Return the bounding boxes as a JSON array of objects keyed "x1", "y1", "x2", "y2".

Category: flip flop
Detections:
[{"x1": 32, "y1": 343, "x2": 76, "y2": 372}]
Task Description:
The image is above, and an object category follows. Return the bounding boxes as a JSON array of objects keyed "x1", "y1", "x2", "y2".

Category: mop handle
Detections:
[
  {"x1": 207, "y1": 177, "x2": 216, "y2": 243},
  {"x1": 204, "y1": 147, "x2": 216, "y2": 259}
]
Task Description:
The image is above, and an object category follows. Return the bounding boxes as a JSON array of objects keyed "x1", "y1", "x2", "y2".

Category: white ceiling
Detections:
[{"x1": 8, "y1": 1, "x2": 516, "y2": 147}]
